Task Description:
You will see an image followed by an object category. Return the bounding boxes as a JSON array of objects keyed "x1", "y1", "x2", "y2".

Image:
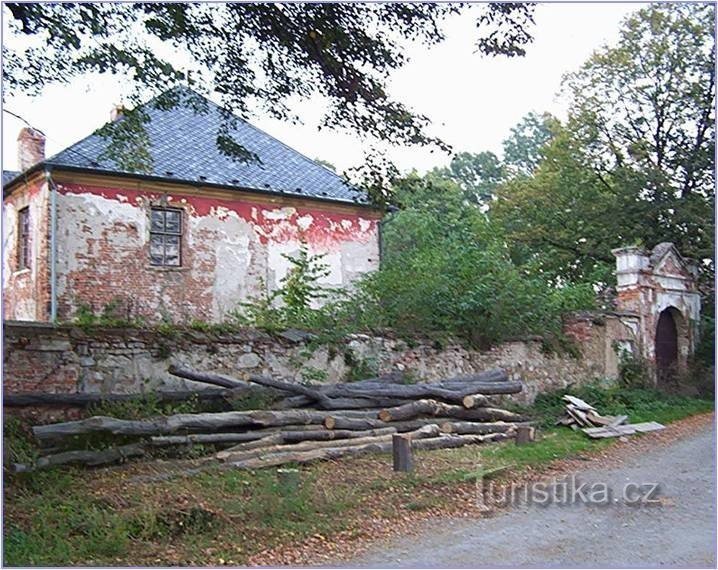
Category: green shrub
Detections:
[{"x1": 531, "y1": 382, "x2": 714, "y2": 427}]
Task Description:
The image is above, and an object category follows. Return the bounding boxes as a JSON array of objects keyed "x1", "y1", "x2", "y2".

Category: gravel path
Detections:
[{"x1": 343, "y1": 424, "x2": 716, "y2": 568}]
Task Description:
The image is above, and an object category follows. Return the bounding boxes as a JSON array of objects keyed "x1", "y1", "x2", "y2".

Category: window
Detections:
[
  {"x1": 150, "y1": 207, "x2": 182, "y2": 266},
  {"x1": 17, "y1": 207, "x2": 30, "y2": 270}
]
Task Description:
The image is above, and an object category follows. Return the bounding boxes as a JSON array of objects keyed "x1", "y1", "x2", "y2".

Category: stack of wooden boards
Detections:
[
  {"x1": 11, "y1": 366, "x2": 530, "y2": 473},
  {"x1": 556, "y1": 394, "x2": 664, "y2": 439}
]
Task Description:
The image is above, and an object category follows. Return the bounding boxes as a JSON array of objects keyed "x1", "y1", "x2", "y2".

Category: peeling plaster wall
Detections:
[
  {"x1": 2, "y1": 178, "x2": 51, "y2": 321},
  {"x1": 52, "y1": 181, "x2": 380, "y2": 323}
]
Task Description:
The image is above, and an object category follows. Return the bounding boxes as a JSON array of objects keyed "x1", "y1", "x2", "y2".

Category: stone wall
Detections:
[{"x1": 3, "y1": 317, "x2": 630, "y2": 407}]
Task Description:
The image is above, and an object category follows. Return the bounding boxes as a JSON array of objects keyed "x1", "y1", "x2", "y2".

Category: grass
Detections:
[
  {"x1": 530, "y1": 383, "x2": 715, "y2": 427},
  {"x1": 3, "y1": 384, "x2": 713, "y2": 566}
]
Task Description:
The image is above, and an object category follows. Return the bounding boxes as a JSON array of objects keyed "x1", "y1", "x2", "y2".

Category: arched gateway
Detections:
[{"x1": 612, "y1": 243, "x2": 701, "y2": 385}]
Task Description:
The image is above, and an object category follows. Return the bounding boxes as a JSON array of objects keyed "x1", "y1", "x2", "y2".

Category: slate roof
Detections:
[
  {"x1": 8, "y1": 86, "x2": 370, "y2": 206},
  {"x1": 2, "y1": 170, "x2": 19, "y2": 186}
]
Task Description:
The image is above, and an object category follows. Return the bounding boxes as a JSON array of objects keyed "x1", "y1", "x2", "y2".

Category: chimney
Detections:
[
  {"x1": 110, "y1": 104, "x2": 126, "y2": 122},
  {"x1": 17, "y1": 127, "x2": 46, "y2": 172}
]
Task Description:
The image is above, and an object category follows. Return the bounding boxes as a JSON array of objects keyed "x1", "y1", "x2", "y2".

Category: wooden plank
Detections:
[
  {"x1": 608, "y1": 414, "x2": 629, "y2": 427},
  {"x1": 585, "y1": 412, "x2": 614, "y2": 426},
  {"x1": 562, "y1": 395, "x2": 596, "y2": 411},
  {"x1": 582, "y1": 425, "x2": 636, "y2": 439},
  {"x1": 631, "y1": 421, "x2": 665, "y2": 433},
  {"x1": 583, "y1": 421, "x2": 665, "y2": 439}
]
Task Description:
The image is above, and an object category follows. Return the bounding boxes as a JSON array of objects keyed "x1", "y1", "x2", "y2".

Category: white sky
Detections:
[{"x1": 1, "y1": 2, "x2": 646, "y2": 175}]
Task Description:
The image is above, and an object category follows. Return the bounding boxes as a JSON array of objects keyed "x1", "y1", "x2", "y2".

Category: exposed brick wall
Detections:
[
  {"x1": 2, "y1": 177, "x2": 51, "y2": 321},
  {"x1": 50, "y1": 178, "x2": 381, "y2": 324}
]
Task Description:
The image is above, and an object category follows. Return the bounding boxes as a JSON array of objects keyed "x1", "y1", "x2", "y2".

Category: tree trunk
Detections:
[
  {"x1": 378, "y1": 399, "x2": 440, "y2": 422},
  {"x1": 227, "y1": 427, "x2": 510, "y2": 470},
  {"x1": 323, "y1": 416, "x2": 388, "y2": 430},
  {"x1": 377, "y1": 400, "x2": 525, "y2": 423},
  {"x1": 168, "y1": 365, "x2": 251, "y2": 389},
  {"x1": 11, "y1": 443, "x2": 145, "y2": 473},
  {"x1": 438, "y1": 421, "x2": 517, "y2": 435},
  {"x1": 217, "y1": 424, "x2": 440, "y2": 463},
  {"x1": 280, "y1": 426, "x2": 397, "y2": 443},
  {"x1": 4, "y1": 389, "x2": 241, "y2": 408}
]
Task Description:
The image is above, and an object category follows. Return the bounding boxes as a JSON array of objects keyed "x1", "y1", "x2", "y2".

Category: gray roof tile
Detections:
[
  {"x1": 44, "y1": 86, "x2": 369, "y2": 205},
  {"x1": 2, "y1": 170, "x2": 19, "y2": 186}
]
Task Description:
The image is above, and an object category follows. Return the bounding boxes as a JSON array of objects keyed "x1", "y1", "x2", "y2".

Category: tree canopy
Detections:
[
  {"x1": 491, "y1": 3, "x2": 715, "y2": 290},
  {"x1": 4, "y1": 2, "x2": 536, "y2": 164}
]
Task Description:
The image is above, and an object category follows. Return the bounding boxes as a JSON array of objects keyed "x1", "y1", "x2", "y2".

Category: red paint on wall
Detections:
[
  {"x1": 58, "y1": 182, "x2": 379, "y2": 249},
  {"x1": 51, "y1": 180, "x2": 381, "y2": 324}
]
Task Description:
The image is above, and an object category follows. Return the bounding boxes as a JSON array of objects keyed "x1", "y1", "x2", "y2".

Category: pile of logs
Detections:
[
  {"x1": 10, "y1": 366, "x2": 529, "y2": 473},
  {"x1": 556, "y1": 394, "x2": 664, "y2": 439}
]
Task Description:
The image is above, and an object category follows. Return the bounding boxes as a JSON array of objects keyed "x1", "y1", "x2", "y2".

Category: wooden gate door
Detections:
[{"x1": 655, "y1": 309, "x2": 678, "y2": 387}]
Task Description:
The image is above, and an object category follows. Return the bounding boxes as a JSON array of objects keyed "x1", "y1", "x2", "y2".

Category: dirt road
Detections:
[{"x1": 343, "y1": 424, "x2": 716, "y2": 568}]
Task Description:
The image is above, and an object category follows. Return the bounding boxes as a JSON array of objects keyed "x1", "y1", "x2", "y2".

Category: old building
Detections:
[
  {"x1": 612, "y1": 243, "x2": 702, "y2": 384},
  {"x1": 2, "y1": 87, "x2": 381, "y2": 323}
]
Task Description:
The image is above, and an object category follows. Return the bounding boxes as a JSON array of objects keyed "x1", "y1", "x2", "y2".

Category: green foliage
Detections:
[
  {"x1": 232, "y1": 243, "x2": 335, "y2": 334},
  {"x1": 5, "y1": 3, "x2": 537, "y2": 179},
  {"x1": 236, "y1": 175, "x2": 595, "y2": 347},
  {"x1": 493, "y1": 4, "x2": 715, "y2": 290},
  {"x1": 3, "y1": 416, "x2": 38, "y2": 465},
  {"x1": 299, "y1": 367, "x2": 329, "y2": 384},
  {"x1": 430, "y1": 151, "x2": 506, "y2": 206},
  {"x1": 531, "y1": 383, "x2": 714, "y2": 428},
  {"x1": 363, "y1": 174, "x2": 596, "y2": 346},
  {"x1": 343, "y1": 353, "x2": 380, "y2": 383},
  {"x1": 87, "y1": 392, "x2": 211, "y2": 421},
  {"x1": 501, "y1": 111, "x2": 558, "y2": 177},
  {"x1": 72, "y1": 299, "x2": 143, "y2": 329},
  {"x1": 617, "y1": 350, "x2": 651, "y2": 389}
]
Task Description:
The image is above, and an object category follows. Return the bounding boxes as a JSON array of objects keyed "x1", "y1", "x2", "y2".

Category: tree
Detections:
[
  {"x1": 502, "y1": 111, "x2": 558, "y2": 177},
  {"x1": 492, "y1": 4, "x2": 715, "y2": 289},
  {"x1": 431, "y1": 151, "x2": 505, "y2": 206},
  {"x1": 563, "y1": 3, "x2": 715, "y2": 265},
  {"x1": 4, "y1": 3, "x2": 536, "y2": 169},
  {"x1": 361, "y1": 171, "x2": 594, "y2": 345}
]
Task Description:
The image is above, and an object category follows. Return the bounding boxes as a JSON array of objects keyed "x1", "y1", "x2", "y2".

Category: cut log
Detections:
[
  {"x1": 280, "y1": 427, "x2": 397, "y2": 443},
  {"x1": 461, "y1": 394, "x2": 492, "y2": 409},
  {"x1": 438, "y1": 421, "x2": 516, "y2": 435},
  {"x1": 168, "y1": 365, "x2": 251, "y2": 389},
  {"x1": 322, "y1": 381, "x2": 520, "y2": 399},
  {"x1": 515, "y1": 426, "x2": 535, "y2": 445},
  {"x1": 392, "y1": 434, "x2": 413, "y2": 472},
  {"x1": 12, "y1": 443, "x2": 145, "y2": 473},
  {"x1": 228, "y1": 429, "x2": 510, "y2": 470},
  {"x1": 33, "y1": 416, "x2": 167, "y2": 442},
  {"x1": 217, "y1": 424, "x2": 440, "y2": 463},
  {"x1": 219, "y1": 433, "x2": 285, "y2": 455},
  {"x1": 4, "y1": 389, "x2": 242, "y2": 408},
  {"x1": 378, "y1": 399, "x2": 525, "y2": 423},
  {"x1": 378, "y1": 400, "x2": 439, "y2": 422},
  {"x1": 243, "y1": 374, "x2": 334, "y2": 408},
  {"x1": 323, "y1": 416, "x2": 386, "y2": 430},
  {"x1": 33, "y1": 409, "x2": 341, "y2": 442},
  {"x1": 275, "y1": 394, "x2": 413, "y2": 410}
]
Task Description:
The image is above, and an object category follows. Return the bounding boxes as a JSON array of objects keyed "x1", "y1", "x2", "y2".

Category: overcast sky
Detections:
[{"x1": 1, "y1": 2, "x2": 646, "y2": 175}]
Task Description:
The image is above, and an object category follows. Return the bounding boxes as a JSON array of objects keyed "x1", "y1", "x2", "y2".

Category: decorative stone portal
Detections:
[{"x1": 612, "y1": 243, "x2": 701, "y2": 385}]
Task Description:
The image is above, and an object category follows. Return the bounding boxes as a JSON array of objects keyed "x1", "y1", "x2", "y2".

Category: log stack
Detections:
[{"x1": 12, "y1": 366, "x2": 528, "y2": 473}]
